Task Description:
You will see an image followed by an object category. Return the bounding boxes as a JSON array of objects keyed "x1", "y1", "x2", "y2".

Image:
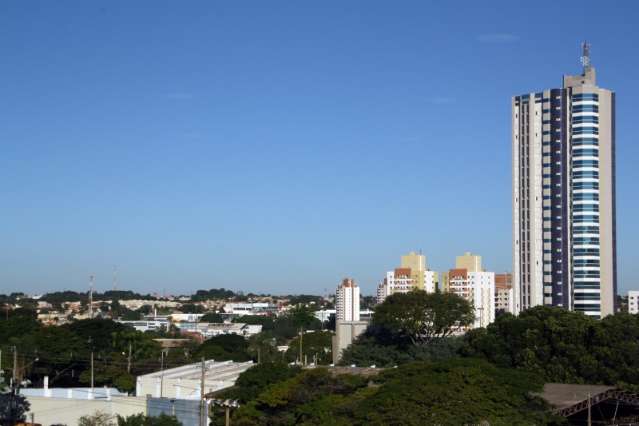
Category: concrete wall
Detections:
[
  {"x1": 332, "y1": 320, "x2": 368, "y2": 365},
  {"x1": 26, "y1": 396, "x2": 147, "y2": 426},
  {"x1": 147, "y1": 398, "x2": 206, "y2": 426}
]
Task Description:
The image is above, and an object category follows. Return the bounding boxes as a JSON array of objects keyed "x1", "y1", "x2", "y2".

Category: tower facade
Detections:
[
  {"x1": 336, "y1": 278, "x2": 360, "y2": 321},
  {"x1": 512, "y1": 44, "x2": 617, "y2": 318}
]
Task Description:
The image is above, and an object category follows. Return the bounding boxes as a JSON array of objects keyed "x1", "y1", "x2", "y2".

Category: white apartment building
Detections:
[
  {"x1": 336, "y1": 278, "x2": 360, "y2": 321},
  {"x1": 629, "y1": 291, "x2": 639, "y2": 315},
  {"x1": 448, "y1": 269, "x2": 495, "y2": 329},
  {"x1": 376, "y1": 252, "x2": 437, "y2": 304}
]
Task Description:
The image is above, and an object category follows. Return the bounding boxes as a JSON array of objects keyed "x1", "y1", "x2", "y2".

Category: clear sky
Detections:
[{"x1": 2, "y1": 1, "x2": 638, "y2": 296}]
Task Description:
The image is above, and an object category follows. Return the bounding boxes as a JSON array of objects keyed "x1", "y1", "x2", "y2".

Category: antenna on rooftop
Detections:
[
  {"x1": 89, "y1": 275, "x2": 94, "y2": 319},
  {"x1": 580, "y1": 41, "x2": 591, "y2": 73}
]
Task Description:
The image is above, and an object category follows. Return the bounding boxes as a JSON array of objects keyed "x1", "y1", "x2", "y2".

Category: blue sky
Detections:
[{"x1": 2, "y1": 1, "x2": 638, "y2": 296}]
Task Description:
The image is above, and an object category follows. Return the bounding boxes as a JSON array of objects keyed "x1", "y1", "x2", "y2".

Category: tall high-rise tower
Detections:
[
  {"x1": 336, "y1": 278, "x2": 360, "y2": 321},
  {"x1": 512, "y1": 43, "x2": 617, "y2": 318}
]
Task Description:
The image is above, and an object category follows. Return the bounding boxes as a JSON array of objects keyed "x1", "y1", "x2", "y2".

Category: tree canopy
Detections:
[
  {"x1": 200, "y1": 312, "x2": 224, "y2": 323},
  {"x1": 372, "y1": 290, "x2": 474, "y2": 345},
  {"x1": 117, "y1": 413, "x2": 181, "y2": 426},
  {"x1": 462, "y1": 306, "x2": 639, "y2": 387},
  {"x1": 194, "y1": 334, "x2": 251, "y2": 362},
  {"x1": 219, "y1": 362, "x2": 301, "y2": 403},
  {"x1": 230, "y1": 359, "x2": 563, "y2": 425},
  {"x1": 0, "y1": 392, "x2": 30, "y2": 425},
  {"x1": 339, "y1": 290, "x2": 473, "y2": 367},
  {"x1": 285, "y1": 331, "x2": 332, "y2": 364},
  {"x1": 350, "y1": 359, "x2": 563, "y2": 425}
]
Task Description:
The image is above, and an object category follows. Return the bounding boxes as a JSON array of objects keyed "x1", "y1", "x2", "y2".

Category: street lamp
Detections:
[{"x1": 211, "y1": 398, "x2": 240, "y2": 426}]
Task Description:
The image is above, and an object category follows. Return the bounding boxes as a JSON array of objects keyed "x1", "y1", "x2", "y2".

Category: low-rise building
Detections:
[
  {"x1": 118, "y1": 318, "x2": 170, "y2": 332},
  {"x1": 222, "y1": 302, "x2": 276, "y2": 316},
  {"x1": 169, "y1": 313, "x2": 205, "y2": 323},
  {"x1": 119, "y1": 299, "x2": 180, "y2": 310},
  {"x1": 20, "y1": 380, "x2": 145, "y2": 426},
  {"x1": 37, "y1": 311, "x2": 68, "y2": 325},
  {"x1": 136, "y1": 359, "x2": 254, "y2": 400},
  {"x1": 175, "y1": 322, "x2": 262, "y2": 338},
  {"x1": 629, "y1": 291, "x2": 639, "y2": 314},
  {"x1": 313, "y1": 309, "x2": 336, "y2": 323}
]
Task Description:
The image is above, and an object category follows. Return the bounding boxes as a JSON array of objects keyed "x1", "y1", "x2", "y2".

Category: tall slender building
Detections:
[
  {"x1": 512, "y1": 43, "x2": 617, "y2": 318},
  {"x1": 336, "y1": 278, "x2": 360, "y2": 321}
]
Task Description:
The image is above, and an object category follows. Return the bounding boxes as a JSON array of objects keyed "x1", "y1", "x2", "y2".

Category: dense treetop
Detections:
[{"x1": 462, "y1": 306, "x2": 639, "y2": 388}]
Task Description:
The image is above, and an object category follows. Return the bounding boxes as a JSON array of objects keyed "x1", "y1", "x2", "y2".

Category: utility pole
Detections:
[
  {"x1": 225, "y1": 406, "x2": 230, "y2": 426},
  {"x1": 587, "y1": 392, "x2": 592, "y2": 426},
  {"x1": 127, "y1": 342, "x2": 132, "y2": 373},
  {"x1": 90, "y1": 350, "x2": 94, "y2": 391},
  {"x1": 160, "y1": 350, "x2": 165, "y2": 398},
  {"x1": 200, "y1": 358, "x2": 206, "y2": 426},
  {"x1": 299, "y1": 328, "x2": 303, "y2": 365},
  {"x1": 88, "y1": 336, "x2": 94, "y2": 393},
  {"x1": 12, "y1": 346, "x2": 17, "y2": 388}
]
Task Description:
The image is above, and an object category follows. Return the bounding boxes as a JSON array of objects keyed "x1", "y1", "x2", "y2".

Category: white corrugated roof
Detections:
[{"x1": 138, "y1": 360, "x2": 253, "y2": 381}]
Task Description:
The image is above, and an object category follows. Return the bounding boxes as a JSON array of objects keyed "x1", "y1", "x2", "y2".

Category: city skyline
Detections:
[{"x1": 2, "y1": 1, "x2": 639, "y2": 296}]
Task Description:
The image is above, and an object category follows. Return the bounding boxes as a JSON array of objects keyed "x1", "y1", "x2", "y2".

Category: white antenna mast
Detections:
[
  {"x1": 580, "y1": 41, "x2": 591, "y2": 73},
  {"x1": 89, "y1": 275, "x2": 94, "y2": 319}
]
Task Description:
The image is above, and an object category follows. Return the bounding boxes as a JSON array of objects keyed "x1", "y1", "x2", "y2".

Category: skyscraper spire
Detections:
[{"x1": 581, "y1": 41, "x2": 591, "y2": 74}]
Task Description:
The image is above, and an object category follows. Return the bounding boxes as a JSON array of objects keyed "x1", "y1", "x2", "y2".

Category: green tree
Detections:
[
  {"x1": 0, "y1": 310, "x2": 40, "y2": 343},
  {"x1": 350, "y1": 359, "x2": 564, "y2": 425},
  {"x1": 285, "y1": 331, "x2": 332, "y2": 364},
  {"x1": 373, "y1": 290, "x2": 474, "y2": 345},
  {"x1": 220, "y1": 362, "x2": 301, "y2": 403},
  {"x1": 285, "y1": 305, "x2": 320, "y2": 330},
  {"x1": 232, "y1": 360, "x2": 562, "y2": 425},
  {"x1": 339, "y1": 335, "x2": 464, "y2": 367},
  {"x1": 65, "y1": 318, "x2": 128, "y2": 352},
  {"x1": 232, "y1": 315, "x2": 275, "y2": 331},
  {"x1": 233, "y1": 368, "x2": 368, "y2": 425},
  {"x1": 462, "y1": 306, "x2": 639, "y2": 386},
  {"x1": 117, "y1": 413, "x2": 181, "y2": 426},
  {"x1": 200, "y1": 312, "x2": 224, "y2": 323},
  {"x1": 120, "y1": 309, "x2": 143, "y2": 321},
  {"x1": 0, "y1": 392, "x2": 30, "y2": 426},
  {"x1": 78, "y1": 410, "x2": 116, "y2": 426},
  {"x1": 191, "y1": 288, "x2": 236, "y2": 301},
  {"x1": 178, "y1": 303, "x2": 205, "y2": 314},
  {"x1": 195, "y1": 334, "x2": 251, "y2": 362}
]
